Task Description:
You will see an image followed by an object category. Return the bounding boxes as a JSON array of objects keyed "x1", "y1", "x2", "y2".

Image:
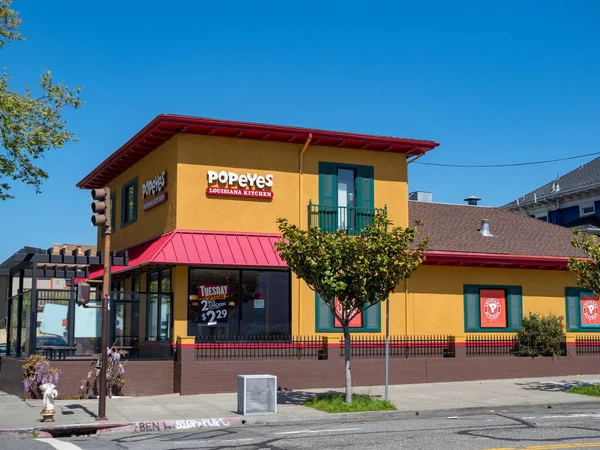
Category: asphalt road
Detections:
[{"x1": 6, "y1": 406, "x2": 600, "y2": 450}]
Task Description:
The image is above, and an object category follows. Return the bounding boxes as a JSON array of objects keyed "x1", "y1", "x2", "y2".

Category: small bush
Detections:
[
  {"x1": 79, "y1": 346, "x2": 128, "y2": 398},
  {"x1": 304, "y1": 393, "x2": 396, "y2": 413},
  {"x1": 515, "y1": 313, "x2": 566, "y2": 357},
  {"x1": 22, "y1": 355, "x2": 61, "y2": 399}
]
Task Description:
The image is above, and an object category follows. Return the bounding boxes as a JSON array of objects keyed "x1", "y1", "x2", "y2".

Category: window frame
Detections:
[
  {"x1": 580, "y1": 204, "x2": 595, "y2": 217},
  {"x1": 464, "y1": 284, "x2": 523, "y2": 332},
  {"x1": 535, "y1": 214, "x2": 548, "y2": 222},
  {"x1": 566, "y1": 287, "x2": 600, "y2": 332},
  {"x1": 121, "y1": 177, "x2": 138, "y2": 228},
  {"x1": 315, "y1": 293, "x2": 381, "y2": 333},
  {"x1": 145, "y1": 268, "x2": 172, "y2": 342}
]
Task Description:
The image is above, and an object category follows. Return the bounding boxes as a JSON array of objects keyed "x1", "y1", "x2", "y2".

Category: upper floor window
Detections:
[
  {"x1": 121, "y1": 177, "x2": 138, "y2": 227},
  {"x1": 580, "y1": 204, "x2": 595, "y2": 217},
  {"x1": 314, "y1": 162, "x2": 374, "y2": 234},
  {"x1": 535, "y1": 214, "x2": 548, "y2": 222}
]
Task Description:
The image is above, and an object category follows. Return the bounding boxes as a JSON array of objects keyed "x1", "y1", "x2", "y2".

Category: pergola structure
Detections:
[{"x1": 0, "y1": 247, "x2": 128, "y2": 357}]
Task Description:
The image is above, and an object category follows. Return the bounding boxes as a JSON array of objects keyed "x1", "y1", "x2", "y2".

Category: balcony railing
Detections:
[{"x1": 308, "y1": 202, "x2": 382, "y2": 235}]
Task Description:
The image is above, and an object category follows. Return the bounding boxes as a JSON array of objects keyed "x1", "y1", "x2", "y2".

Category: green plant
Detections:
[
  {"x1": 304, "y1": 393, "x2": 396, "y2": 413},
  {"x1": 568, "y1": 384, "x2": 600, "y2": 397},
  {"x1": 78, "y1": 346, "x2": 128, "y2": 398},
  {"x1": 569, "y1": 231, "x2": 600, "y2": 294},
  {"x1": 22, "y1": 354, "x2": 60, "y2": 399},
  {"x1": 515, "y1": 313, "x2": 566, "y2": 357}
]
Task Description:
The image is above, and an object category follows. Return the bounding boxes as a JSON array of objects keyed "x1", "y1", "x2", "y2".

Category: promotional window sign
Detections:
[
  {"x1": 480, "y1": 289, "x2": 507, "y2": 328},
  {"x1": 197, "y1": 285, "x2": 229, "y2": 326},
  {"x1": 334, "y1": 298, "x2": 363, "y2": 328},
  {"x1": 581, "y1": 294, "x2": 600, "y2": 327}
]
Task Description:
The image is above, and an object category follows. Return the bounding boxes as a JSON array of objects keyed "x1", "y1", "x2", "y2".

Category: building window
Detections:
[
  {"x1": 315, "y1": 294, "x2": 381, "y2": 332},
  {"x1": 317, "y1": 162, "x2": 374, "y2": 234},
  {"x1": 121, "y1": 177, "x2": 138, "y2": 227},
  {"x1": 146, "y1": 269, "x2": 171, "y2": 341},
  {"x1": 566, "y1": 288, "x2": 600, "y2": 331},
  {"x1": 187, "y1": 268, "x2": 291, "y2": 337},
  {"x1": 535, "y1": 214, "x2": 548, "y2": 222},
  {"x1": 464, "y1": 285, "x2": 522, "y2": 332},
  {"x1": 580, "y1": 204, "x2": 595, "y2": 217}
]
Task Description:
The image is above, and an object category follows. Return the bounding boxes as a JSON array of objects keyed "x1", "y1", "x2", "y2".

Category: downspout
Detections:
[{"x1": 297, "y1": 133, "x2": 312, "y2": 335}]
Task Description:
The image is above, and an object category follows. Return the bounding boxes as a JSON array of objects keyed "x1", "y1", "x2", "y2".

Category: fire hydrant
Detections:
[{"x1": 40, "y1": 383, "x2": 58, "y2": 422}]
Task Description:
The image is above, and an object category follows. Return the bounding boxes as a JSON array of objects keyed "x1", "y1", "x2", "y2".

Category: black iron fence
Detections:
[
  {"x1": 195, "y1": 335, "x2": 328, "y2": 360},
  {"x1": 575, "y1": 335, "x2": 600, "y2": 355},
  {"x1": 340, "y1": 335, "x2": 455, "y2": 358},
  {"x1": 466, "y1": 335, "x2": 567, "y2": 357},
  {"x1": 466, "y1": 335, "x2": 517, "y2": 356}
]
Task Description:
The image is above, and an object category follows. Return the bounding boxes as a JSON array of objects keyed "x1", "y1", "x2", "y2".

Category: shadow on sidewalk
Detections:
[
  {"x1": 276, "y1": 390, "x2": 340, "y2": 405},
  {"x1": 516, "y1": 380, "x2": 595, "y2": 392}
]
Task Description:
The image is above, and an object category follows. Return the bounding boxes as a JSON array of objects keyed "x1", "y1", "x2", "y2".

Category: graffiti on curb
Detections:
[{"x1": 134, "y1": 418, "x2": 238, "y2": 433}]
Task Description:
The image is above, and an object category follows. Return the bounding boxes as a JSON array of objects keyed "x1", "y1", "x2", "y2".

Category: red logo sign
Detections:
[
  {"x1": 334, "y1": 298, "x2": 363, "y2": 328},
  {"x1": 581, "y1": 295, "x2": 600, "y2": 326},
  {"x1": 480, "y1": 289, "x2": 507, "y2": 328}
]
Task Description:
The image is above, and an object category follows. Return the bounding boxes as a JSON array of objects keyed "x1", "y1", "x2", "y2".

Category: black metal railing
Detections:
[
  {"x1": 340, "y1": 335, "x2": 455, "y2": 358},
  {"x1": 195, "y1": 335, "x2": 328, "y2": 360},
  {"x1": 576, "y1": 335, "x2": 600, "y2": 355},
  {"x1": 466, "y1": 335, "x2": 517, "y2": 356},
  {"x1": 308, "y1": 202, "x2": 382, "y2": 235},
  {"x1": 466, "y1": 335, "x2": 567, "y2": 357}
]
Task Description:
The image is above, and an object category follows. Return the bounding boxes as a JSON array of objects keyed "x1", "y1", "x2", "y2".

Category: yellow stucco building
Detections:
[{"x1": 77, "y1": 114, "x2": 591, "y2": 355}]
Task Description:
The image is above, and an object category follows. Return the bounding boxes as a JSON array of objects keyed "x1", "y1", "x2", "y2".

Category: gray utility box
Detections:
[{"x1": 237, "y1": 375, "x2": 277, "y2": 415}]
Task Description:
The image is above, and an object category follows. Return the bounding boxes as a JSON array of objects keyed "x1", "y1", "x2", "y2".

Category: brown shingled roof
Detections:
[{"x1": 409, "y1": 201, "x2": 584, "y2": 258}]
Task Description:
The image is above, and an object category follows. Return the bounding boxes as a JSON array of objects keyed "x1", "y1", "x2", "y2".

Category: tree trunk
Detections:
[{"x1": 343, "y1": 324, "x2": 352, "y2": 404}]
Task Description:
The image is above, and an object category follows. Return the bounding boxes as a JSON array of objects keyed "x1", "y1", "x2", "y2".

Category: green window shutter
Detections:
[
  {"x1": 315, "y1": 294, "x2": 333, "y2": 331},
  {"x1": 507, "y1": 286, "x2": 523, "y2": 330},
  {"x1": 363, "y1": 302, "x2": 380, "y2": 331},
  {"x1": 356, "y1": 165, "x2": 375, "y2": 230},
  {"x1": 566, "y1": 287, "x2": 581, "y2": 331},
  {"x1": 318, "y1": 162, "x2": 337, "y2": 232},
  {"x1": 464, "y1": 285, "x2": 479, "y2": 331},
  {"x1": 356, "y1": 165, "x2": 374, "y2": 209},
  {"x1": 111, "y1": 192, "x2": 116, "y2": 231}
]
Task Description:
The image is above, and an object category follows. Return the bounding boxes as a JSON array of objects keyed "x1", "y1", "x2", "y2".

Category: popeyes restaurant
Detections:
[{"x1": 3, "y1": 114, "x2": 600, "y2": 399}]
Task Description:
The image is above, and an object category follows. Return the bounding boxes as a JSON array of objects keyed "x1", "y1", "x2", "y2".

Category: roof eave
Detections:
[
  {"x1": 423, "y1": 250, "x2": 584, "y2": 270},
  {"x1": 77, "y1": 114, "x2": 440, "y2": 189}
]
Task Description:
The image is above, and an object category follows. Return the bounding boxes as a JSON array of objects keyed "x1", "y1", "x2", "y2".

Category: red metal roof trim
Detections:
[
  {"x1": 423, "y1": 251, "x2": 578, "y2": 270},
  {"x1": 77, "y1": 114, "x2": 440, "y2": 189}
]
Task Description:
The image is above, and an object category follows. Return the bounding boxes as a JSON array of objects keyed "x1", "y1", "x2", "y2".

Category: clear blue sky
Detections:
[{"x1": 1, "y1": 0, "x2": 599, "y2": 257}]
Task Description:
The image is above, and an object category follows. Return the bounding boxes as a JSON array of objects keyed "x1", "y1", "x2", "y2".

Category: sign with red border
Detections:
[
  {"x1": 581, "y1": 294, "x2": 600, "y2": 327},
  {"x1": 480, "y1": 289, "x2": 507, "y2": 328}
]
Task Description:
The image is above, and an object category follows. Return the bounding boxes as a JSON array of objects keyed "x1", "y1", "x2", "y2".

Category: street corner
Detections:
[{"x1": 131, "y1": 417, "x2": 242, "y2": 433}]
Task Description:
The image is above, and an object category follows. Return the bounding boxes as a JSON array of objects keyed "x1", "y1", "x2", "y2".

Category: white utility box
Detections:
[{"x1": 237, "y1": 374, "x2": 277, "y2": 415}]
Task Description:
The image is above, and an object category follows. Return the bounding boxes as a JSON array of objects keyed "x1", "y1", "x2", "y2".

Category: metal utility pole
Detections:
[
  {"x1": 385, "y1": 296, "x2": 390, "y2": 402},
  {"x1": 91, "y1": 187, "x2": 111, "y2": 421}
]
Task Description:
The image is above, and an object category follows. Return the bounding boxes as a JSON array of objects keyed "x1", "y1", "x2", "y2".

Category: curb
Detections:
[{"x1": 0, "y1": 417, "x2": 242, "y2": 439}]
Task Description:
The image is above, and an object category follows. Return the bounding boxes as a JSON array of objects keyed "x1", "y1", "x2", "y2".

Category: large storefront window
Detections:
[
  {"x1": 188, "y1": 268, "x2": 290, "y2": 337},
  {"x1": 147, "y1": 269, "x2": 172, "y2": 341}
]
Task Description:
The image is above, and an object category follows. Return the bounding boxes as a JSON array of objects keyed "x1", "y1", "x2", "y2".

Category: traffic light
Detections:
[
  {"x1": 77, "y1": 282, "x2": 91, "y2": 306},
  {"x1": 91, "y1": 187, "x2": 111, "y2": 229}
]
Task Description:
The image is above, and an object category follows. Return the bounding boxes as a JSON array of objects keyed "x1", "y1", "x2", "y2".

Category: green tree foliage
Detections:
[
  {"x1": 569, "y1": 231, "x2": 600, "y2": 294},
  {"x1": 515, "y1": 313, "x2": 566, "y2": 357},
  {"x1": 276, "y1": 210, "x2": 427, "y2": 403},
  {"x1": 0, "y1": 0, "x2": 83, "y2": 200}
]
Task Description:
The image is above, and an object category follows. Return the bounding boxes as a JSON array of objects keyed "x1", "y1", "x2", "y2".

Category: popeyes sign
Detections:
[
  {"x1": 142, "y1": 171, "x2": 167, "y2": 211},
  {"x1": 480, "y1": 289, "x2": 507, "y2": 328},
  {"x1": 581, "y1": 294, "x2": 600, "y2": 327},
  {"x1": 206, "y1": 170, "x2": 274, "y2": 199}
]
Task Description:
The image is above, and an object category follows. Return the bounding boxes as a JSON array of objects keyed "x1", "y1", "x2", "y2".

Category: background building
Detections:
[{"x1": 503, "y1": 156, "x2": 600, "y2": 235}]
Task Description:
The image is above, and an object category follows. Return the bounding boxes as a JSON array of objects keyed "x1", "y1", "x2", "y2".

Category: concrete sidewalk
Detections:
[{"x1": 2, "y1": 374, "x2": 600, "y2": 433}]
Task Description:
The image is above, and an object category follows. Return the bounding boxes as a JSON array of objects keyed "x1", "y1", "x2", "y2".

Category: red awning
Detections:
[{"x1": 88, "y1": 230, "x2": 286, "y2": 278}]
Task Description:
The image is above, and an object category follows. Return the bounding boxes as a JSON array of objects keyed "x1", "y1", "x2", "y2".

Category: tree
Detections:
[
  {"x1": 0, "y1": 0, "x2": 83, "y2": 200},
  {"x1": 275, "y1": 210, "x2": 427, "y2": 404},
  {"x1": 568, "y1": 231, "x2": 600, "y2": 294}
]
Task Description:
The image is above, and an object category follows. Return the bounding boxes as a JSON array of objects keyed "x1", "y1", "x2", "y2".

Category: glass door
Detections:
[{"x1": 337, "y1": 168, "x2": 356, "y2": 232}]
